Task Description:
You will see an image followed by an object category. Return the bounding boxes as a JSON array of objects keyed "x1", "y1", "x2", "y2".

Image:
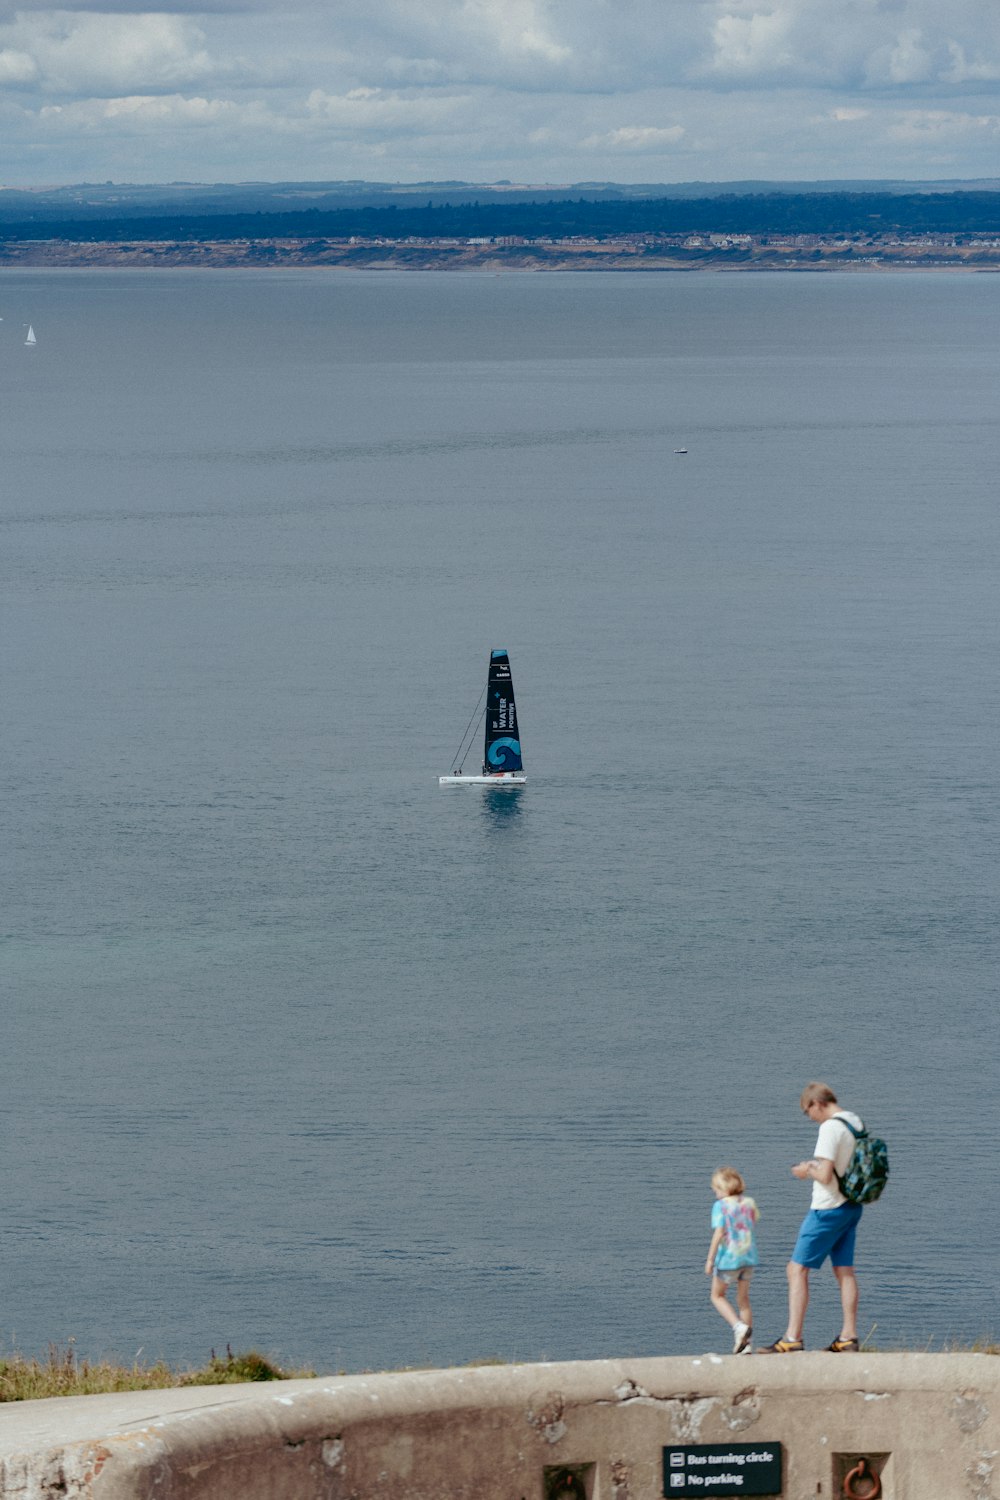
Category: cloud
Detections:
[
  {"x1": 0, "y1": 46, "x2": 37, "y2": 81},
  {"x1": 7, "y1": 1, "x2": 1000, "y2": 184},
  {"x1": 38, "y1": 91, "x2": 246, "y2": 126},
  {"x1": 10, "y1": 2, "x2": 1000, "y2": 105},
  {"x1": 305, "y1": 84, "x2": 472, "y2": 135},
  {"x1": 582, "y1": 125, "x2": 686, "y2": 151},
  {"x1": 886, "y1": 107, "x2": 1000, "y2": 141},
  {"x1": 865, "y1": 25, "x2": 935, "y2": 85},
  {"x1": 296, "y1": 0, "x2": 581, "y2": 91},
  {"x1": 0, "y1": 12, "x2": 216, "y2": 94},
  {"x1": 708, "y1": 9, "x2": 797, "y2": 78},
  {"x1": 466, "y1": 0, "x2": 572, "y2": 66},
  {"x1": 1, "y1": 0, "x2": 247, "y2": 10},
  {"x1": 700, "y1": 1, "x2": 1000, "y2": 93},
  {"x1": 943, "y1": 40, "x2": 1000, "y2": 84}
]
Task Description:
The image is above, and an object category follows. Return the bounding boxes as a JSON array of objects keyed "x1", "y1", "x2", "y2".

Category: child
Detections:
[{"x1": 704, "y1": 1167, "x2": 759, "y2": 1354}]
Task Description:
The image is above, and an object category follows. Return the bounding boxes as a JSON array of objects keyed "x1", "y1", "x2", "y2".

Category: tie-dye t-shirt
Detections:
[{"x1": 711, "y1": 1194, "x2": 760, "y2": 1270}]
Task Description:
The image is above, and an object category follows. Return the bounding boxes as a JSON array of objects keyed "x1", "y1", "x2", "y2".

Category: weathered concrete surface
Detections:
[{"x1": 0, "y1": 1353, "x2": 995, "y2": 1500}]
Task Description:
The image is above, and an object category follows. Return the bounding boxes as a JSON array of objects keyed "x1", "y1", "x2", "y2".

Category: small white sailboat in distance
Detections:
[
  {"x1": 24, "y1": 325, "x2": 36, "y2": 347},
  {"x1": 439, "y1": 649, "x2": 527, "y2": 786}
]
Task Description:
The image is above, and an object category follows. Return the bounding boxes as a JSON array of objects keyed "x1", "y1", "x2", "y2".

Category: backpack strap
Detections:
[{"x1": 832, "y1": 1118, "x2": 866, "y2": 1192}]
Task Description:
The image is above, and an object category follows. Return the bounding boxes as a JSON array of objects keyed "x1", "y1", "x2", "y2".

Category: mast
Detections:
[{"x1": 483, "y1": 649, "x2": 523, "y2": 773}]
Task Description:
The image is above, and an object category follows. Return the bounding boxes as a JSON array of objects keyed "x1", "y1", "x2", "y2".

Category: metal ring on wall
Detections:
[{"x1": 842, "y1": 1457, "x2": 882, "y2": 1499}]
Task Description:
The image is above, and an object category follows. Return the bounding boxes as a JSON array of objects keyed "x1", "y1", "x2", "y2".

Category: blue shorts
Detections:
[{"x1": 791, "y1": 1203, "x2": 863, "y2": 1269}]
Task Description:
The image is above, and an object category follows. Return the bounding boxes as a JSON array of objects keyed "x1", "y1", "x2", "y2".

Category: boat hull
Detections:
[{"x1": 439, "y1": 774, "x2": 526, "y2": 786}]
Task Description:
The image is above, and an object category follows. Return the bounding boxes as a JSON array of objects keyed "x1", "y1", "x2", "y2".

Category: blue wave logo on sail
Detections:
[{"x1": 486, "y1": 738, "x2": 522, "y2": 769}]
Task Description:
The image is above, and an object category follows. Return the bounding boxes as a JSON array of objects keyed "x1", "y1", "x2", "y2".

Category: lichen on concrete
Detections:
[{"x1": 954, "y1": 1393, "x2": 990, "y2": 1434}]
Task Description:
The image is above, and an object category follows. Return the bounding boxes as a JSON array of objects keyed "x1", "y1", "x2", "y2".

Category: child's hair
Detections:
[{"x1": 711, "y1": 1166, "x2": 745, "y2": 1196}]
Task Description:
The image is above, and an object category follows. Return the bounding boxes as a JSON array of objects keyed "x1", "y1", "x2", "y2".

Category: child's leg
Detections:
[
  {"x1": 735, "y1": 1272, "x2": 752, "y2": 1329},
  {"x1": 710, "y1": 1275, "x2": 739, "y2": 1327}
]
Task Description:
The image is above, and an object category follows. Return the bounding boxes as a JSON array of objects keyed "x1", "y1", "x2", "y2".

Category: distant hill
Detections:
[
  {"x1": 3, "y1": 177, "x2": 1000, "y2": 222},
  {"x1": 3, "y1": 189, "x2": 1000, "y2": 244}
]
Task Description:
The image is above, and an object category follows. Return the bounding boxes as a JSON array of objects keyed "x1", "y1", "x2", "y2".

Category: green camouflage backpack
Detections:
[{"x1": 836, "y1": 1117, "x2": 889, "y2": 1204}]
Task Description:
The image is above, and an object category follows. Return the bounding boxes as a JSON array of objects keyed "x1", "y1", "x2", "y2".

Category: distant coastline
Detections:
[
  {"x1": 4, "y1": 183, "x2": 1000, "y2": 270},
  {"x1": 3, "y1": 235, "x2": 1000, "y2": 271}
]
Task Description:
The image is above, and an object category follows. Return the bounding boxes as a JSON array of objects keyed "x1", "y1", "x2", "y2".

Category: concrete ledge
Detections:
[{"x1": 0, "y1": 1353, "x2": 995, "y2": 1499}]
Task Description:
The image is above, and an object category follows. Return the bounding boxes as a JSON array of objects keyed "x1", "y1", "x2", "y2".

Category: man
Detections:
[{"x1": 759, "y1": 1081, "x2": 864, "y2": 1353}]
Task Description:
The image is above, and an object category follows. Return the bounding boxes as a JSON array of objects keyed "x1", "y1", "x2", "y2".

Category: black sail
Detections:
[{"x1": 483, "y1": 649, "x2": 523, "y2": 772}]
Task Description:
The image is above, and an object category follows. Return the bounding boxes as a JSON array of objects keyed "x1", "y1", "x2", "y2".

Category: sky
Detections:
[{"x1": 3, "y1": 0, "x2": 1000, "y2": 188}]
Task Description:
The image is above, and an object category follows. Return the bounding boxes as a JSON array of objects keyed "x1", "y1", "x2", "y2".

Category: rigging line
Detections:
[
  {"x1": 451, "y1": 702, "x2": 486, "y2": 773},
  {"x1": 453, "y1": 720, "x2": 481, "y2": 775},
  {"x1": 450, "y1": 683, "x2": 487, "y2": 772}
]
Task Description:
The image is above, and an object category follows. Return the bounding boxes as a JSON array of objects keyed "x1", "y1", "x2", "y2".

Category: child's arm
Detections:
[{"x1": 704, "y1": 1226, "x2": 724, "y2": 1275}]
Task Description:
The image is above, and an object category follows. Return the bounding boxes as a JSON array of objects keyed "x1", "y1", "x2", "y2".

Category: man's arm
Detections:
[
  {"x1": 791, "y1": 1157, "x2": 835, "y2": 1184},
  {"x1": 793, "y1": 1117, "x2": 848, "y2": 1184},
  {"x1": 704, "y1": 1226, "x2": 724, "y2": 1274}
]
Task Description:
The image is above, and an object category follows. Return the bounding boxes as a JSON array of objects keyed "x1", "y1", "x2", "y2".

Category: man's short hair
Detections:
[{"x1": 800, "y1": 1081, "x2": 838, "y2": 1110}]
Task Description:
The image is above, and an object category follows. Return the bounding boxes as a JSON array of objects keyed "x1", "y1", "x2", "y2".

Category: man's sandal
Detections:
[
  {"x1": 825, "y1": 1336, "x2": 860, "y2": 1352},
  {"x1": 757, "y1": 1338, "x2": 804, "y2": 1353}
]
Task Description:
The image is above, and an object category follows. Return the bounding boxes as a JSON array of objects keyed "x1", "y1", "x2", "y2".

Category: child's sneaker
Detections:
[{"x1": 732, "y1": 1321, "x2": 752, "y2": 1354}]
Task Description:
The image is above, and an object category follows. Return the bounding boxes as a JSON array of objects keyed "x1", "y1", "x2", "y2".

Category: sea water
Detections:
[{"x1": 2, "y1": 268, "x2": 998, "y2": 1370}]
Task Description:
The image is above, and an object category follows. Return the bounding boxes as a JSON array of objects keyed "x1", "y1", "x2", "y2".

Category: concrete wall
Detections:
[{"x1": 0, "y1": 1354, "x2": 996, "y2": 1500}]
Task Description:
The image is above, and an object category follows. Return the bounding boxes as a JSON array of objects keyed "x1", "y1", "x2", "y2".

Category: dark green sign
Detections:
[{"x1": 663, "y1": 1443, "x2": 783, "y2": 1497}]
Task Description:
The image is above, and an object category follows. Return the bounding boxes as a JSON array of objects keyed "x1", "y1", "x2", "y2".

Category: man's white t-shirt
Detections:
[{"x1": 811, "y1": 1110, "x2": 863, "y2": 1210}]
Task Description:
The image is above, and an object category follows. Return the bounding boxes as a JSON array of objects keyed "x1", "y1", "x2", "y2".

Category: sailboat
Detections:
[
  {"x1": 24, "y1": 326, "x2": 36, "y2": 347},
  {"x1": 439, "y1": 649, "x2": 527, "y2": 786}
]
